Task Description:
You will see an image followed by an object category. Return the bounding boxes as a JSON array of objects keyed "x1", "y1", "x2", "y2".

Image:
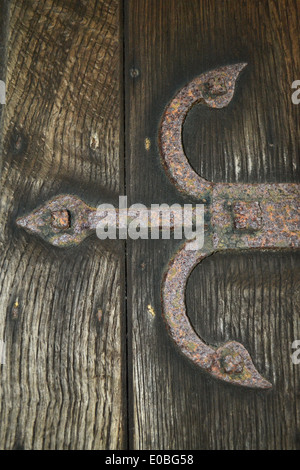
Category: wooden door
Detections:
[
  {"x1": 0, "y1": 0, "x2": 299, "y2": 450},
  {"x1": 0, "y1": 0, "x2": 125, "y2": 450}
]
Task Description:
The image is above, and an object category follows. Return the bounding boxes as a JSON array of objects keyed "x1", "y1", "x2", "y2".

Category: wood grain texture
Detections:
[
  {"x1": 125, "y1": 0, "x2": 300, "y2": 449},
  {"x1": 0, "y1": 0, "x2": 125, "y2": 449},
  {"x1": 0, "y1": 0, "x2": 9, "y2": 134}
]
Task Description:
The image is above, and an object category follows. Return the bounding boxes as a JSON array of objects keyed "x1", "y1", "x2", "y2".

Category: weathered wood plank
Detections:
[
  {"x1": 0, "y1": 0, "x2": 9, "y2": 136},
  {"x1": 0, "y1": 0, "x2": 125, "y2": 449},
  {"x1": 126, "y1": 0, "x2": 300, "y2": 449}
]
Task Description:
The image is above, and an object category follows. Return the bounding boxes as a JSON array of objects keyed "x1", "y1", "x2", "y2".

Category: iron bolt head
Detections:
[
  {"x1": 130, "y1": 68, "x2": 140, "y2": 78},
  {"x1": 223, "y1": 353, "x2": 244, "y2": 374},
  {"x1": 51, "y1": 210, "x2": 70, "y2": 230},
  {"x1": 233, "y1": 201, "x2": 262, "y2": 231},
  {"x1": 203, "y1": 77, "x2": 227, "y2": 97}
]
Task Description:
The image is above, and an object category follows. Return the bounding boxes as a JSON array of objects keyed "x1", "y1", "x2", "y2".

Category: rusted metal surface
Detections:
[
  {"x1": 158, "y1": 63, "x2": 247, "y2": 200},
  {"x1": 212, "y1": 183, "x2": 299, "y2": 250},
  {"x1": 51, "y1": 209, "x2": 70, "y2": 230},
  {"x1": 16, "y1": 198, "x2": 200, "y2": 247},
  {"x1": 161, "y1": 245, "x2": 272, "y2": 389},
  {"x1": 16, "y1": 195, "x2": 95, "y2": 247},
  {"x1": 233, "y1": 201, "x2": 262, "y2": 231},
  {"x1": 159, "y1": 63, "x2": 299, "y2": 389},
  {"x1": 16, "y1": 63, "x2": 299, "y2": 389}
]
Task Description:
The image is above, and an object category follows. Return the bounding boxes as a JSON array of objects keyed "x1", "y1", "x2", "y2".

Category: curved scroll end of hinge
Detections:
[
  {"x1": 161, "y1": 241, "x2": 271, "y2": 389},
  {"x1": 198, "y1": 62, "x2": 247, "y2": 108},
  {"x1": 16, "y1": 194, "x2": 94, "y2": 247},
  {"x1": 210, "y1": 341, "x2": 272, "y2": 389},
  {"x1": 159, "y1": 63, "x2": 247, "y2": 200}
]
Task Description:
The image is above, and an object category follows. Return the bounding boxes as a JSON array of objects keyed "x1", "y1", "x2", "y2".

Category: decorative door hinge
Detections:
[
  {"x1": 17, "y1": 64, "x2": 300, "y2": 390},
  {"x1": 16, "y1": 196, "x2": 200, "y2": 247}
]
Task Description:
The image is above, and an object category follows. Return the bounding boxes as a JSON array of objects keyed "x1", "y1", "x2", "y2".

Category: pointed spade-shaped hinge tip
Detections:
[{"x1": 16, "y1": 195, "x2": 94, "y2": 247}]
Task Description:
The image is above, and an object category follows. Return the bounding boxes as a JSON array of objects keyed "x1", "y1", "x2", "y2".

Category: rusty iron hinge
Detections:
[
  {"x1": 17, "y1": 64, "x2": 300, "y2": 390},
  {"x1": 16, "y1": 199, "x2": 202, "y2": 247}
]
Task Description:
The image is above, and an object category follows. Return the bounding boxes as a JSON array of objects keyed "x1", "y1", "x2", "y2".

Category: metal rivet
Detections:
[
  {"x1": 130, "y1": 68, "x2": 140, "y2": 78},
  {"x1": 233, "y1": 201, "x2": 262, "y2": 231},
  {"x1": 222, "y1": 354, "x2": 244, "y2": 375},
  {"x1": 203, "y1": 77, "x2": 227, "y2": 97},
  {"x1": 51, "y1": 210, "x2": 70, "y2": 230}
]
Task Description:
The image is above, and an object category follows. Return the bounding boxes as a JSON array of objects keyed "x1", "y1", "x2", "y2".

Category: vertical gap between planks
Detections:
[{"x1": 122, "y1": 0, "x2": 132, "y2": 451}]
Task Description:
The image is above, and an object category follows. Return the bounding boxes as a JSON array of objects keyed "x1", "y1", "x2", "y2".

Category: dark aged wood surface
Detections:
[
  {"x1": 0, "y1": 0, "x2": 299, "y2": 451},
  {"x1": 0, "y1": 0, "x2": 125, "y2": 449},
  {"x1": 125, "y1": 0, "x2": 300, "y2": 450},
  {"x1": 0, "y1": 0, "x2": 9, "y2": 129}
]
